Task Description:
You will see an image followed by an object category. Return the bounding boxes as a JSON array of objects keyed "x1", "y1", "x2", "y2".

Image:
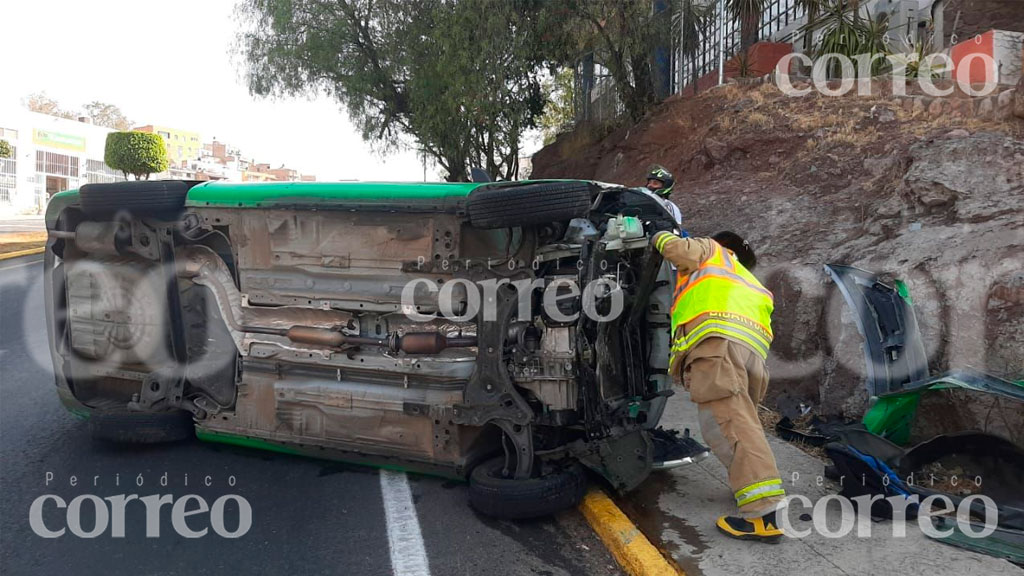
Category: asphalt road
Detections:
[{"x1": 0, "y1": 255, "x2": 622, "y2": 576}]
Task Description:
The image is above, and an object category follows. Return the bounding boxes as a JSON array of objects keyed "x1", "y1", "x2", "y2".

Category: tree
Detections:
[
  {"x1": 0, "y1": 140, "x2": 12, "y2": 159},
  {"x1": 728, "y1": 0, "x2": 767, "y2": 54},
  {"x1": 800, "y1": 0, "x2": 888, "y2": 77},
  {"x1": 104, "y1": 132, "x2": 169, "y2": 180},
  {"x1": 538, "y1": 69, "x2": 576, "y2": 145},
  {"x1": 796, "y1": 0, "x2": 827, "y2": 54},
  {"x1": 542, "y1": 0, "x2": 673, "y2": 123},
  {"x1": 237, "y1": 0, "x2": 546, "y2": 181},
  {"x1": 24, "y1": 92, "x2": 77, "y2": 120},
  {"x1": 83, "y1": 102, "x2": 133, "y2": 130},
  {"x1": 679, "y1": 0, "x2": 716, "y2": 95},
  {"x1": 23, "y1": 94, "x2": 134, "y2": 129}
]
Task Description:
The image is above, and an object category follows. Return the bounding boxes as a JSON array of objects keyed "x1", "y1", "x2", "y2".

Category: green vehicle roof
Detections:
[
  {"x1": 184, "y1": 180, "x2": 486, "y2": 208},
  {"x1": 46, "y1": 179, "x2": 583, "y2": 223}
]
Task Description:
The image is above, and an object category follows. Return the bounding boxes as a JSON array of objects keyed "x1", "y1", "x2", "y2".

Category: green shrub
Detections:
[
  {"x1": 0, "y1": 139, "x2": 12, "y2": 159},
  {"x1": 104, "y1": 131, "x2": 169, "y2": 180}
]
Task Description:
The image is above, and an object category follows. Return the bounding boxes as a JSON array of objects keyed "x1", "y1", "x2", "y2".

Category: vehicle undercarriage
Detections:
[{"x1": 44, "y1": 180, "x2": 687, "y2": 516}]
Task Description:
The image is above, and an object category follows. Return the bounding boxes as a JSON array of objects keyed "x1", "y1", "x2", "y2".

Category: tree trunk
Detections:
[
  {"x1": 740, "y1": 11, "x2": 760, "y2": 53},
  {"x1": 630, "y1": 52, "x2": 656, "y2": 113},
  {"x1": 802, "y1": 7, "x2": 817, "y2": 54}
]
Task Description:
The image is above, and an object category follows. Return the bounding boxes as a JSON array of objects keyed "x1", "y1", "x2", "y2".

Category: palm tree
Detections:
[
  {"x1": 800, "y1": 0, "x2": 888, "y2": 77},
  {"x1": 795, "y1": 0, "x2": 827, "y2": 54},
  {"x1": 727, "y1": 0, "x2": 768, "y2": 54},
  {"x1": 677, "y1": 0, "x2": 716, "y2": 94}
]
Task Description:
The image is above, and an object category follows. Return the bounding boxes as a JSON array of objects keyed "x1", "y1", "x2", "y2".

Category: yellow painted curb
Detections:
[
  {"x1": 579, "y1": 488, "x2": 683, "y2": 576},
  {"x1": 0, "y1": 246, "x2": 45, "y2": 261}
]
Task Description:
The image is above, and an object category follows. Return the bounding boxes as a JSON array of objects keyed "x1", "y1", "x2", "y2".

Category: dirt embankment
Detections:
[{"x1": 532, "y1": 82, "x2": 1024, "y2": 416}]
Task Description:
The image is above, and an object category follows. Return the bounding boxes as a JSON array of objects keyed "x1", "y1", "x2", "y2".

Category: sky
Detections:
[{"x1": 0, "y1": 0, "x2": 447, "y2": 181}]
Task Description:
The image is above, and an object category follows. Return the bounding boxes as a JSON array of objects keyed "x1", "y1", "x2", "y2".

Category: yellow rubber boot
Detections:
[{"x1": 716, "y1": 511, "x2": 784, "y2": 544}]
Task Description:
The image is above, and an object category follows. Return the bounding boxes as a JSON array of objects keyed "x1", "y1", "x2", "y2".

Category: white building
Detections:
[{"x1": 0, "y1": 107, "x2": 125, "y2": 216}]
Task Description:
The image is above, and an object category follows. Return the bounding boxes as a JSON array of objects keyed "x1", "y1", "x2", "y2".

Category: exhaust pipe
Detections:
[{"x1": 249, "y1": 325, "x2": 477, "y2": 354}]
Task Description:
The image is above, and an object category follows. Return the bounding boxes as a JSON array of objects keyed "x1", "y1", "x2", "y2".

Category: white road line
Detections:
[
  {"x1": 379, "y1": 470, "x2": 431, "y2": 576},
  {"x1": 0, "y1": 258, "x2": 43, "y2": 272}
]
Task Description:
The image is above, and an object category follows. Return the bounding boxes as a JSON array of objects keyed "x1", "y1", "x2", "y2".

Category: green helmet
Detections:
[{"x1": 645, "y1": 166, "x2": 674, "y2": 197}]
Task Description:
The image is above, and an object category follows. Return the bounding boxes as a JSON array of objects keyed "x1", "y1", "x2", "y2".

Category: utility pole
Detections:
[{"x1": 718, "y1": 0, "x2": 726, "y2": 85}]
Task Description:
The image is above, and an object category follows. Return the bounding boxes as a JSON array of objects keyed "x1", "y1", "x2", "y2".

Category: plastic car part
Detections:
[
  {"x1": 570, "y1": 429, "x2": 654, "y2": 492},
  {"x1": 650, "y1": 428, "x2": 711, "y2": 470},
  {"x1": 824, "y1": 264, "x2": 929, "y2": 397},
  {"x1": 929, "y1": 516, "x2": 1024, "y2": 564},
  {"x1": 826, "y1": 428, "x2": 1024, "y2": 532},
  {"x1": 863, "y1": 368, "x2": 1024, "y2": 444},
  {"x1": 564, "y1": 218, "x2": 599, "y2": 243},
  {"x1": 466, "y1": 180, "x2": 593, "y2": 229}
]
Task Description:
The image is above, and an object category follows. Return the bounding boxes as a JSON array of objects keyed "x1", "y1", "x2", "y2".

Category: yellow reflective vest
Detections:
[{"x1": 655, "y1": 236, "x2": 774, "y2": 360}]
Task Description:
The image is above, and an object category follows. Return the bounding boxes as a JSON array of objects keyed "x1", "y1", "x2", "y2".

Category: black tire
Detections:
[
  {"x1": 89, "y1": 408, "x2": 195, "y2": 444},
  {"x1": 80, "y1": 180, "x2": 199, "y2": 218},
  {"x1": 469, "y1": 457, "x2": 587, "y2": 520},
  {"x1": 467, "y1": 181, "x2": 592, "y2": 229}
]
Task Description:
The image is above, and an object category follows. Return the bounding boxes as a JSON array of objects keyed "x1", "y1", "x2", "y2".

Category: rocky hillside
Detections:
[
  {"x1": 532, "y1": 81, "x2": 1024, "y2": 416},
  {"x1": 943, "y1": 0, "x2": 1024, "y2": 42}
]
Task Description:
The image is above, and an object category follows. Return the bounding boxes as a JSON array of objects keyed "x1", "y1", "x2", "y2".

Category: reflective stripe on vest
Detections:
[{"x1": 670, "y1": 243, "x2": 774, "y2": 359}]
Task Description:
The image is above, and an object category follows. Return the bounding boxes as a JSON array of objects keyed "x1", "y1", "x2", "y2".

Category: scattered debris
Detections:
[
  {"x1": 757, "y1": 404, "x2": 781, "y2": 431},
  {"x1": 824, "y1": 423, "x2": 1024, "y2": 561},
  {"x1": 915, "y1": 461, "x2": 983, "y2": 497}
]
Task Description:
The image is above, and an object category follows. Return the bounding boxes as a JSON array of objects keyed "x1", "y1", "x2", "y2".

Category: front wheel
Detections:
[
  {"x1": 468, "y1": 457, "x2": 587, "y2": 520},
  {"x1": 466, "y1": 181, "x2": 592, "y2": 229}
]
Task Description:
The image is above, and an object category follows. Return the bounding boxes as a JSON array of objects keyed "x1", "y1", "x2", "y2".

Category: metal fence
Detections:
[
  {"x1": 573, "y1": 0, "x2": 942, "y2": 124},
  {"x1": 578, "y1": 0, "x2": 806, "y2": 123}
]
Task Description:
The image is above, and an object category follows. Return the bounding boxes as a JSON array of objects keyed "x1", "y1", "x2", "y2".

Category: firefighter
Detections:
[{"x1": 650, "y1": 229, "x2": 785, "y2": 543}]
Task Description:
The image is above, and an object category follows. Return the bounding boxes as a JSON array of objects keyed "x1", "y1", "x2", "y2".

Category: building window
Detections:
[
  {"x1": 0, "y1": 127, "x2": 18, "y2": 140},
  {"x1": 85, "y1": 159, "x2": 125, "y2": 184},
  {"x1": 36, "y1": 150, "x2": 79, "y2": 177},
  {"x1": 0, "y1": 145, "x2": 16, "y2": 206}
]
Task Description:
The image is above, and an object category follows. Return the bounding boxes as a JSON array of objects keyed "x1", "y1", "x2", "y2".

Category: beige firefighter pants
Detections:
[{"x1": 679, "y1": 337, "x2": 784, "y2": 517}]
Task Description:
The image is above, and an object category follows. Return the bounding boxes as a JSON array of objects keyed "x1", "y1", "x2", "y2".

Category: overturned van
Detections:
[{"x1": 43, "y1": 179, "x2": 693, "y2": 518}]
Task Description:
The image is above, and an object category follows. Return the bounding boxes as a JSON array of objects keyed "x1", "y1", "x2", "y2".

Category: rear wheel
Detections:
[
  {"x1": 89, "y1": 408, "x2": 194, "y2": 444},
  {"x1": 467, "y1": 181, "x2": 592, "y2": 229},
  {"x1": 79, "y1": 180, "x2": 199, "y2": 218},
  {"x1": 468, "y1": 457, "x2": 587, "y2": 520}
]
